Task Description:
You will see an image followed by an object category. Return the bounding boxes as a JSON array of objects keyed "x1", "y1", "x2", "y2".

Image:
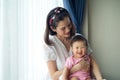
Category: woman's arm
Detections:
[
  {"x1": 47, "y1": 61, "x2": 63, "y2": 80},
  {"x1": 90, "y1": 55, "x2": 103, "y2": 80},
  {"x1": 62, "y1": 67, "x2": 69, "y2": 80}
]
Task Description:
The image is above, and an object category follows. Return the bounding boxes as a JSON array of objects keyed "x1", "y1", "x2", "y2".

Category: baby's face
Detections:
[{"x1": 71, "y1": 41, "x2": 87, "y2": 59}]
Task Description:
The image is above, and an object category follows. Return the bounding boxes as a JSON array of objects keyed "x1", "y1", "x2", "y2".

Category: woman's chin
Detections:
[{"x1": 64, "y1": 35, "x2": 70, "y2": 38}]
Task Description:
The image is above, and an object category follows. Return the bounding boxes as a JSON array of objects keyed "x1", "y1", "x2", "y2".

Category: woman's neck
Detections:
[{"x1": 56, "y1": 35, "x2": 70, "y2": 52}]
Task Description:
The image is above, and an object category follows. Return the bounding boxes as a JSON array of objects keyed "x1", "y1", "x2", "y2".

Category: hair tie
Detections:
[
  {"x1": 49, "y1": 8, "x2": 63, "y2": 25},
  {"x1": 54, "y1": 8, "x2": 63, "y2": 13},
  {"x1": 49, "y1": 15, "x2": 55, "y2": 25}
]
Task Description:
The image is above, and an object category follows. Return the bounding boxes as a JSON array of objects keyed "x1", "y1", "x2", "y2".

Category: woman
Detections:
[{"x1": 43, "y1": 7, "x2": 102, "y2": 80}]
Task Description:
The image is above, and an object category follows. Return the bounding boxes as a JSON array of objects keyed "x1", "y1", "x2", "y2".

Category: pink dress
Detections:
[{"x1": 65, "y1": 55, "x2": 91, "y2": 80}]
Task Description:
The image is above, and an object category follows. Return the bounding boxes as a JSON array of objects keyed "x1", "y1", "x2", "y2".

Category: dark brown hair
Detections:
[
  {"x1": 70, "y1": 35, "x2": 88, "y2": 47},
  {"x1": 44, "y1": 7, "x2": 75, "y2": 45}
]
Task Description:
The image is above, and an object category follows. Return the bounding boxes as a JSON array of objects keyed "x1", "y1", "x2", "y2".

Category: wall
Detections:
[{"x1": 84, "y1": 0, "x2": 120, "y2": 80}]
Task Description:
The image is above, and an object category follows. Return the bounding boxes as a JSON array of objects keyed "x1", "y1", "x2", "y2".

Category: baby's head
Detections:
[{"x1": 70, "y1": 35, "x2": 88, "y2": 58}]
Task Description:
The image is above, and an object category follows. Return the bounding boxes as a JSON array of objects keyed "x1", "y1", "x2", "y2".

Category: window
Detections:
[{"x1": 0, "y1": 0, "x2": 63, "y2": 80}]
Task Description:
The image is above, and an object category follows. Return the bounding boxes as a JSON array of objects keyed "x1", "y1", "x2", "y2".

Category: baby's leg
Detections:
[{"x1": 70, "y1": 77, "x2": 78, "y2": 80}]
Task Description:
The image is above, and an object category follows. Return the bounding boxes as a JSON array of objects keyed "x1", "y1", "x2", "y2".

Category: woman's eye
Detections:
[
  {"x1": 61, "y1": 27, "x2": 65, "y2": 30},
  {"x1": 68, "y1": 24, "x2": 72, "y2": 28},
  {"x1": 60, "y1": 25, "x2": 71, "y2": 30},
  {"x1": 76, "y1": 47, "x2": 79, "y2": 49}
]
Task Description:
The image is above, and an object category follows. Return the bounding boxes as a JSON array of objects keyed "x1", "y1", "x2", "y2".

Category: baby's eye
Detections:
[
  {"x1": 76, "y1": 47, "x2": 79, "y2": 49},
  {"x1": 81, "y1": 47, "x2": 85, "y2": 48},
  {"x1": 81, "y1": 46, "x2": 86, "y2": 49}
]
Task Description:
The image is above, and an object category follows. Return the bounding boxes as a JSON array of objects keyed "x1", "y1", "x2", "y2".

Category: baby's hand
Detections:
[
  {"x1": 70, "y1": 59, "x2": 90, "y2": 73},
  {"x1": 80, "y1": 59, "x2": 90, "y2": 72}
]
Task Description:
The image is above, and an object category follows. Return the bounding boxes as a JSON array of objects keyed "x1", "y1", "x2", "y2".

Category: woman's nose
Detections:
[{"x1": 66, "y1": 27, "x2": 70, "y2": 32}]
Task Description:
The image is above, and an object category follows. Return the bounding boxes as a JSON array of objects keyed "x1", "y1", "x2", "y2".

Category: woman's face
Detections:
[
  {"x1": 53, "y1": 17, "x2": 72, "y2": 38},
  {"x1": 71, "y1": 41, "x2": 87, "y2": 59}
]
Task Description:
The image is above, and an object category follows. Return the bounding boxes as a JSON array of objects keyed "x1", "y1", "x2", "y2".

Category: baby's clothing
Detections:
[{"x1": 65, "y1": 55, "x2": 91, "y2": 80}]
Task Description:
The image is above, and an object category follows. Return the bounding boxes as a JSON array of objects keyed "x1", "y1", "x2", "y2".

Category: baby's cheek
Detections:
[{"x1": 82, "y1": 49, "x2": 86, "y2": 54}]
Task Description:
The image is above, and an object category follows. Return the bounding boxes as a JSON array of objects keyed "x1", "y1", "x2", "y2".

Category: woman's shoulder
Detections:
[
  {"x1": 43, "y1": 35, "x2": 59, "y2": 52},
  {"x1": 75, "y1": 33, "x2": 85, "y2": 37},
  {"x1": 49, "y1": 35, "x2": 62, "y2": 46},
  {"x1": 75, "y1": 33, "x2": 82, "y2": 35},
  {"x1": 49, "y1": 35, "x2": 57, "y2": 42},
  {"x1": 43, "y1": 35, "x2": 56, "y2": 46},
  {"x1": 43, "y1": 36, "x2": 55, "y2": 49}
]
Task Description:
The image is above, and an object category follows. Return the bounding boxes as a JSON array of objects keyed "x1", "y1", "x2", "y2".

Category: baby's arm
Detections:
[
  {"x1": 62, "y1": 67, "x2": 70, "y2": 80},
  {"x1": 91, "y1": 56, "x2": 102, "y2": 80},
  {"x1": 70, "y1": 58, "x2": 89, "y2": 74}
]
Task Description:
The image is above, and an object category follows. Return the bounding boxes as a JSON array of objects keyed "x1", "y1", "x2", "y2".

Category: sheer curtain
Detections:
[{"x1": 0, "y1": 0, "x2": 63, "y2": 80}]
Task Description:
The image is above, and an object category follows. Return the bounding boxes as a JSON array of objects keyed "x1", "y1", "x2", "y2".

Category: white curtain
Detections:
[{"x1": 0, "y1": 0, "x2": 63, "y2": 80}]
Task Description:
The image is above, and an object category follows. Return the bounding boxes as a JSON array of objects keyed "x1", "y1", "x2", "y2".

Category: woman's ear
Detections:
[{"x1": 50, "y1": 26, "x2": 56, "y2": 32}]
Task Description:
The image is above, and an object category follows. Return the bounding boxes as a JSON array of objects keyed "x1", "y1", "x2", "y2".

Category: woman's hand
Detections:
[
  {"x1": 70, "y1": 59, "x2": 90, "y2": 74},
  {"x1": 47, "y1": 61, "x2": 63, "y2": 80}
]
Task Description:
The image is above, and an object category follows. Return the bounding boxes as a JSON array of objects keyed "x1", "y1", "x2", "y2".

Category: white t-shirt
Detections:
[{"x1": 42, "y1": 34, "x2": 92, "y2": 80}]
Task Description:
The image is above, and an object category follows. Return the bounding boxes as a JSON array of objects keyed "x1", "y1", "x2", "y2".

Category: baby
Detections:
[{"x1": 62, "y1": 35, "x2": 92, "y2": 80}]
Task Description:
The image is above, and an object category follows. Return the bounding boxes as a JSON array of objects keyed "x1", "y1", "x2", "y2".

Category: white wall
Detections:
[{"x1": 86, "y1": 0, "x2": 120, "y2": 80}]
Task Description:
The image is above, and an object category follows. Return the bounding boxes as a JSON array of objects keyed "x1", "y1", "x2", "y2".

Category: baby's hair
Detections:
[{"x1": 70, "y1": 35, "x2": 88, "y2": 47}]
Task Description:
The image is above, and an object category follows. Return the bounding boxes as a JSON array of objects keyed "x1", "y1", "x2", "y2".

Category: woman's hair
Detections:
[
  {"x1": 70, "y1": 35, "x2": 88, "y2": 47},
  {"x1": 44, "y1": 7, "x2": 75, "y2": 45}
]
